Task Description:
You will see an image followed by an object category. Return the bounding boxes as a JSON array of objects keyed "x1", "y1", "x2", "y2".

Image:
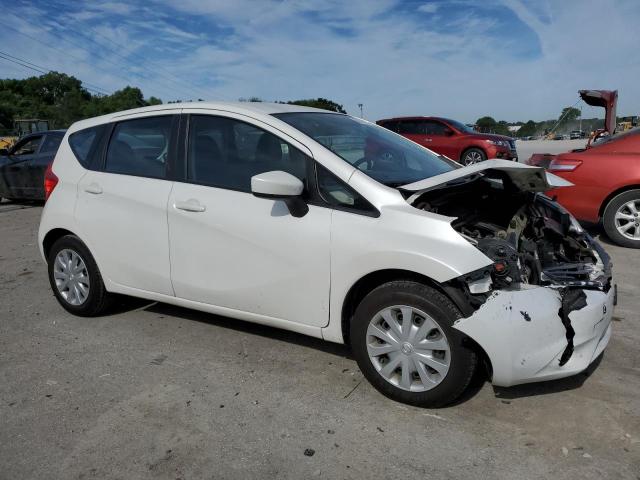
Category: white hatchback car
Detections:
[{"x1": 39, "y1": 102, "x2": 615, "y2": 407}]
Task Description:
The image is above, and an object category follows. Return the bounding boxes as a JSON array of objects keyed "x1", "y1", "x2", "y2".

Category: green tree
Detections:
[
  {"x1": 559, "y1": 106, "x2": 581, "y2": 123},
  {"x1": 517, "y1": 120, "x2": 537, "y2": 137},
  {"x1": 287, "y1": 97, "x2": 346, "y2": 113}
]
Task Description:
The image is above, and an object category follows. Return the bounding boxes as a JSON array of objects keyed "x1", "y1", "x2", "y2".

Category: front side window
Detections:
[
  {"x1": 187, "y1": 115, "x2": 308, "y2": 193},
  {"x1": 274, "y1": 113, "x2": 457, "y2": 187},
  {"x1": 105, "y1": 116, "x2": 173, "y2": 178},
  {"x1": 316, "y1": 164, "x2": 376, "y2": 214},
  {"x1": 424, "y1": 120, "x2": 449, "y2": 135},
  {"x1": 13, "y1": 136, "x2": 42, "y2": 156}
]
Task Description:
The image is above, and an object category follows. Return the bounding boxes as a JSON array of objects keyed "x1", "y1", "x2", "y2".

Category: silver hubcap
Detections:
[
  {"x1": 366, "y1": 305, "x2": 451, "y2": 392},
  {"x1": 614, "y1": 199, "x2": 640, "y2": 240},
  {"x1": 464, "y1": 151, "x2": 483, "y2": 165},
  {"x1": 53, "y1": 249, "x2": 90, "y2": 306}
]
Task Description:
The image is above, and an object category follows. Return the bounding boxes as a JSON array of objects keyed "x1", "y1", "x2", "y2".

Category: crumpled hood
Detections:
[{"x1": 400, "y1": 160, "x2": 573, "y2": 198}]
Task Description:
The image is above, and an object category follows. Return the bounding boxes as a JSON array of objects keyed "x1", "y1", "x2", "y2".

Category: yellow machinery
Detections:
[{"x1": 0, "y1": 119, "x2": 51, "y2": 151}]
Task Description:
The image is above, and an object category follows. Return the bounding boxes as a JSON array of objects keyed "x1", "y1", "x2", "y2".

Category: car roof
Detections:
[
  {"x1": 20, "y1": 129, "x2": 66, "y2": 138},
  {"x1": 69, "y1": 101, "x2": 336, "y2": 133},
  {"x1": 378, "y1": 116, "x2": 441, "y2": 122}
]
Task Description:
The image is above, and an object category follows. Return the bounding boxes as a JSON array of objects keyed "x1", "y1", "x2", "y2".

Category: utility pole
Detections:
[
  {"x1": 358, "y1": 103, "x2": 363, "y2": 118},
  {"x1": 579, "y1": 106, "x2": 582, "y2": 133}
]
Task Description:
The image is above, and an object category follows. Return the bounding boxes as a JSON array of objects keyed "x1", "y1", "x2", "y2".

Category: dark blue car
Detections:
[{"x1": 0, "y1": 130, "x2": 65, "y2": 201}]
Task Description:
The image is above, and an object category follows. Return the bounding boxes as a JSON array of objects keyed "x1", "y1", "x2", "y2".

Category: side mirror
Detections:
[
  {"x1": 251, "y1": 170, "x2": 308, "y2": 217},
  {"x1": 443, "y1": 128, "x2": 455, "y2": 136}
]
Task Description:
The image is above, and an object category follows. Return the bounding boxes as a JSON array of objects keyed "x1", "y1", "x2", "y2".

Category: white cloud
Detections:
[
  {"x1": 1, "y1": 0, "x2": 638, "y2": 122},
  {"x1": 417, "y1": 3, "x2": 439, "y2": 14}
]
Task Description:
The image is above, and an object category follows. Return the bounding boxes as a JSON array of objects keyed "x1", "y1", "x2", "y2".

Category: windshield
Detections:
[
  {"x1": 273, "y1": 113, "x2": 457, "y2": 186},
  {"x1": 444, "y1": 118, "x2": 475, "y2": 134}
]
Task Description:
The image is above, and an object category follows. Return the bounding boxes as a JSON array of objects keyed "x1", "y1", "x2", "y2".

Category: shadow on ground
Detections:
[{"x1": 106, "y1": 295, "x2": 605, "y2": 406}]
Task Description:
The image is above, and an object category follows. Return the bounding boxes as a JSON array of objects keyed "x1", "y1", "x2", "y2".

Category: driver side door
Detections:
[
  {"x1": 167, "y1": 112, "x2": 331, "y2": 328},
  {"x1": 1, "y1": 135, "x2": 43, "y2": 198},
  {"x1": 423, "y1": 120, "x2": 457, "y2": 159}
]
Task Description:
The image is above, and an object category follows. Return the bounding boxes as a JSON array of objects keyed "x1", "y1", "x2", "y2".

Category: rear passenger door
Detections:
[
  {"x1": 397, "y1": 120, "x2": 427, "y2": 147},
  {"x1": 75, "y1": 114, "x2": 179, "y2": 295},
  {"x1": 167, "y1": 112, "x2": 331, "y2": 327}
]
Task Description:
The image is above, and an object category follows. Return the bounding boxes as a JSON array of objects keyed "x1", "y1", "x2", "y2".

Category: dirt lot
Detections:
[{"x1": 1, "y1": 203, "x2": 639, "y2": 480}]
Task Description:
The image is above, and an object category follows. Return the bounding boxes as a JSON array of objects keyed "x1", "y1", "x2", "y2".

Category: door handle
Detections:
[
  {"x1": 424, "y1": 138, "x2": 433, "y2": 142},
  {"x1": 84, "y1": 183, "x2": 103, "y2": 194},
  {"x1": 175, "y1": 199, "x2": 206, "y2": 212}
]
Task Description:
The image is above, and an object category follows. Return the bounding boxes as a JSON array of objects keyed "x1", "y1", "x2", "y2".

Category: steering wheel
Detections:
[
  {"x1": 353, "y1": 156, "x2": 373, "y2": 170},
  {"x1": 354, "y1": 149, "x2": 407, "y2": 171}
]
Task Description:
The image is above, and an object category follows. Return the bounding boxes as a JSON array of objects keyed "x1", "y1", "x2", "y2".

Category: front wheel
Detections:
[
  {"x1": 603, "y1": 189, "x2": 640, "y2": 248},
  {"x1": 350, "y1": 281, "x2": 477, "y2": 407},
  {"x1": 47, "y1": 235, "x2": 115, "y2": 316},
  {"x1": 461, "y1": 148, "x2": 486, "y2": 165}
]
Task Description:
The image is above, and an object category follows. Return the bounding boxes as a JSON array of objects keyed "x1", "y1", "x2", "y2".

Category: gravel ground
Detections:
[{"x1": 0, "y1": 203, "x2": 638, "y2": 480}]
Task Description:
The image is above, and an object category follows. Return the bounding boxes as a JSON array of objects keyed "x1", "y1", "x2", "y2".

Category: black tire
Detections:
[
  {"x1": 461, "y1": 148, "x2": 486, "y2": 165},
  {"x1": 350, "y1": 281, "x2": 477, "y2": 407},
  {"x1": 47, "y1": 235, "x2": 114, "y2": 316},
  {"x1": 603, "y1": 189, "x2": 640, "y2": 248}
]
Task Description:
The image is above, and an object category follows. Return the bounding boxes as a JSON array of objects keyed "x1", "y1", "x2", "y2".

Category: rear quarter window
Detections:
[{"x1": 68, "y1": 125, "x2": 108, "y2": 169}]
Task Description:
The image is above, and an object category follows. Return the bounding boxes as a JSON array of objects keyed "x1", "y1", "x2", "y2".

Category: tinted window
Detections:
[
  {"x1": 316, "y1": 164, "x2": 376, "y2": 214},
  {"x1": 379, "y1": 121, "x2": 399, "y2": 133},
  {"x1": 424, "y1": 120, "x2": 449, "y2": 135},
  {"x1": 397, "y1": 121, "x2": 425, "y2": 135},
  {"x1": 13, "y1": 136, "x2": 42, "y2": 156},
  {"x1": 40, "y1": 134, "x2": 63, "y2": 153},
  {"x1": 188, "y1": 115, "x2": 308, "y2": 193},
  {"x1": 106, "y1": 116, "x2": 173, "y2": 178},
  {"x1": 69, "y1": 126, "x2": 105, "y2": 168}
]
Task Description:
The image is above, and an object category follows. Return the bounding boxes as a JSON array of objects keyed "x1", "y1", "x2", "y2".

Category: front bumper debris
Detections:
[{"x1": 453, "y1": 284, "x2": 614, "y2": 387}]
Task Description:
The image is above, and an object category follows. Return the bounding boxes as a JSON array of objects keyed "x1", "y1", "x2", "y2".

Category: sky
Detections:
[{"x1": 0, "y1": 0, "x2": 638, "y2": 123}]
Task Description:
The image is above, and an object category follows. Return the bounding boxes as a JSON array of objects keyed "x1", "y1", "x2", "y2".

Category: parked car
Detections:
[
  {"x1": 39, "y1": 103, "x2": 614, "y2": 407},
  {"x1": 531, "y1": 128, "x2": 640, "y2": 248},
  {"x1": 0, "y1": 130, "x2": 65, "y2": 201},
  {"x1": 377, "y1": 116, "x2": 517, "y2": 165},
  {"x1": 570, "y1": 130, "x2": 585, "y2": 139}
]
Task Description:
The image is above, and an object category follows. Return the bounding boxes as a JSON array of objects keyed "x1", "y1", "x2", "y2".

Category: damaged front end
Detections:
[{"x1": 402, "y1": 160, "x2": 615, "y2": 386}]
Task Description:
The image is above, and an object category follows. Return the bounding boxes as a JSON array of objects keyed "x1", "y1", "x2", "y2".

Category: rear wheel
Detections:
[
  {"x1": 461, "y1": 148, "x2": 486, "y2": 165},
  {"x1": 47, "y1": 235, "x2": 114, "y2": 316},
  {"x1": 603, "y1": 189, "x2": 640, "y2": 248},
  {"x1": 350, "y1": 281, "x2": 477, "y2": 407}
]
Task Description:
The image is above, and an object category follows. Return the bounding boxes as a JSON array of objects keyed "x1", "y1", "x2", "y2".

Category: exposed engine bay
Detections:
[{"x1": 408, "y1": 171, "x2": 612, "y2": 293}]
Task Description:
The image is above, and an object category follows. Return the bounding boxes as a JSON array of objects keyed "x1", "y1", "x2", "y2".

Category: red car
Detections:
[
  {"x1": 527, "y1": 89, "x2": 640, "y2": 248},
  {"x1": 376, "y1": 116, "x2": 517, "y2": 165},
  {"x1": 540, "y1": 128, "x2": 640, "y2": 248}
]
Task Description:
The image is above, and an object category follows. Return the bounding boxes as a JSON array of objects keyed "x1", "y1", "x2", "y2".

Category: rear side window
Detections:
[
  {"x1": 105, "y1": 116, "x2": 174, "y2": 178},
  {"x1": 379, "y1": 121, "x2": 399, "y2": 132},
  {"x1": 69, "y1": 126, "x2": 107, "y2": 168},
  {"x1": 398, "y1": 121, "x2": 425, "y2": 135},
  {"x1": 40, "y1": 134, "x2": 63, "y2": 153}
]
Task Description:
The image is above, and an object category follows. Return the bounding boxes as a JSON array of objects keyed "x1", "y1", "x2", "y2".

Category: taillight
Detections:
[
  {"x1": 44, "y1": 162, "x2": 58, "y2": 201},
  {"x1": 548, "y1": 158, "x2": 582, "y2": 172}
]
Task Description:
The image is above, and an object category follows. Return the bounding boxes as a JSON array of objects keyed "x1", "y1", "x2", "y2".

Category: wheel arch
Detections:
[
  {"x1": 42, "y1": 228, "x2": 79, "y2": 260},
  {"x1": 341, "y1": 269, "x2": 466, "y2": 345},
  {"x1": 339, "y1": 268, "x2": 493, "y2": 380},
  {"x1": 598, "y1": 184, "x2": 640, "y2": 219},
  {"x1": 459, "y1": 146, "x2": 487, "y2": 162}
]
